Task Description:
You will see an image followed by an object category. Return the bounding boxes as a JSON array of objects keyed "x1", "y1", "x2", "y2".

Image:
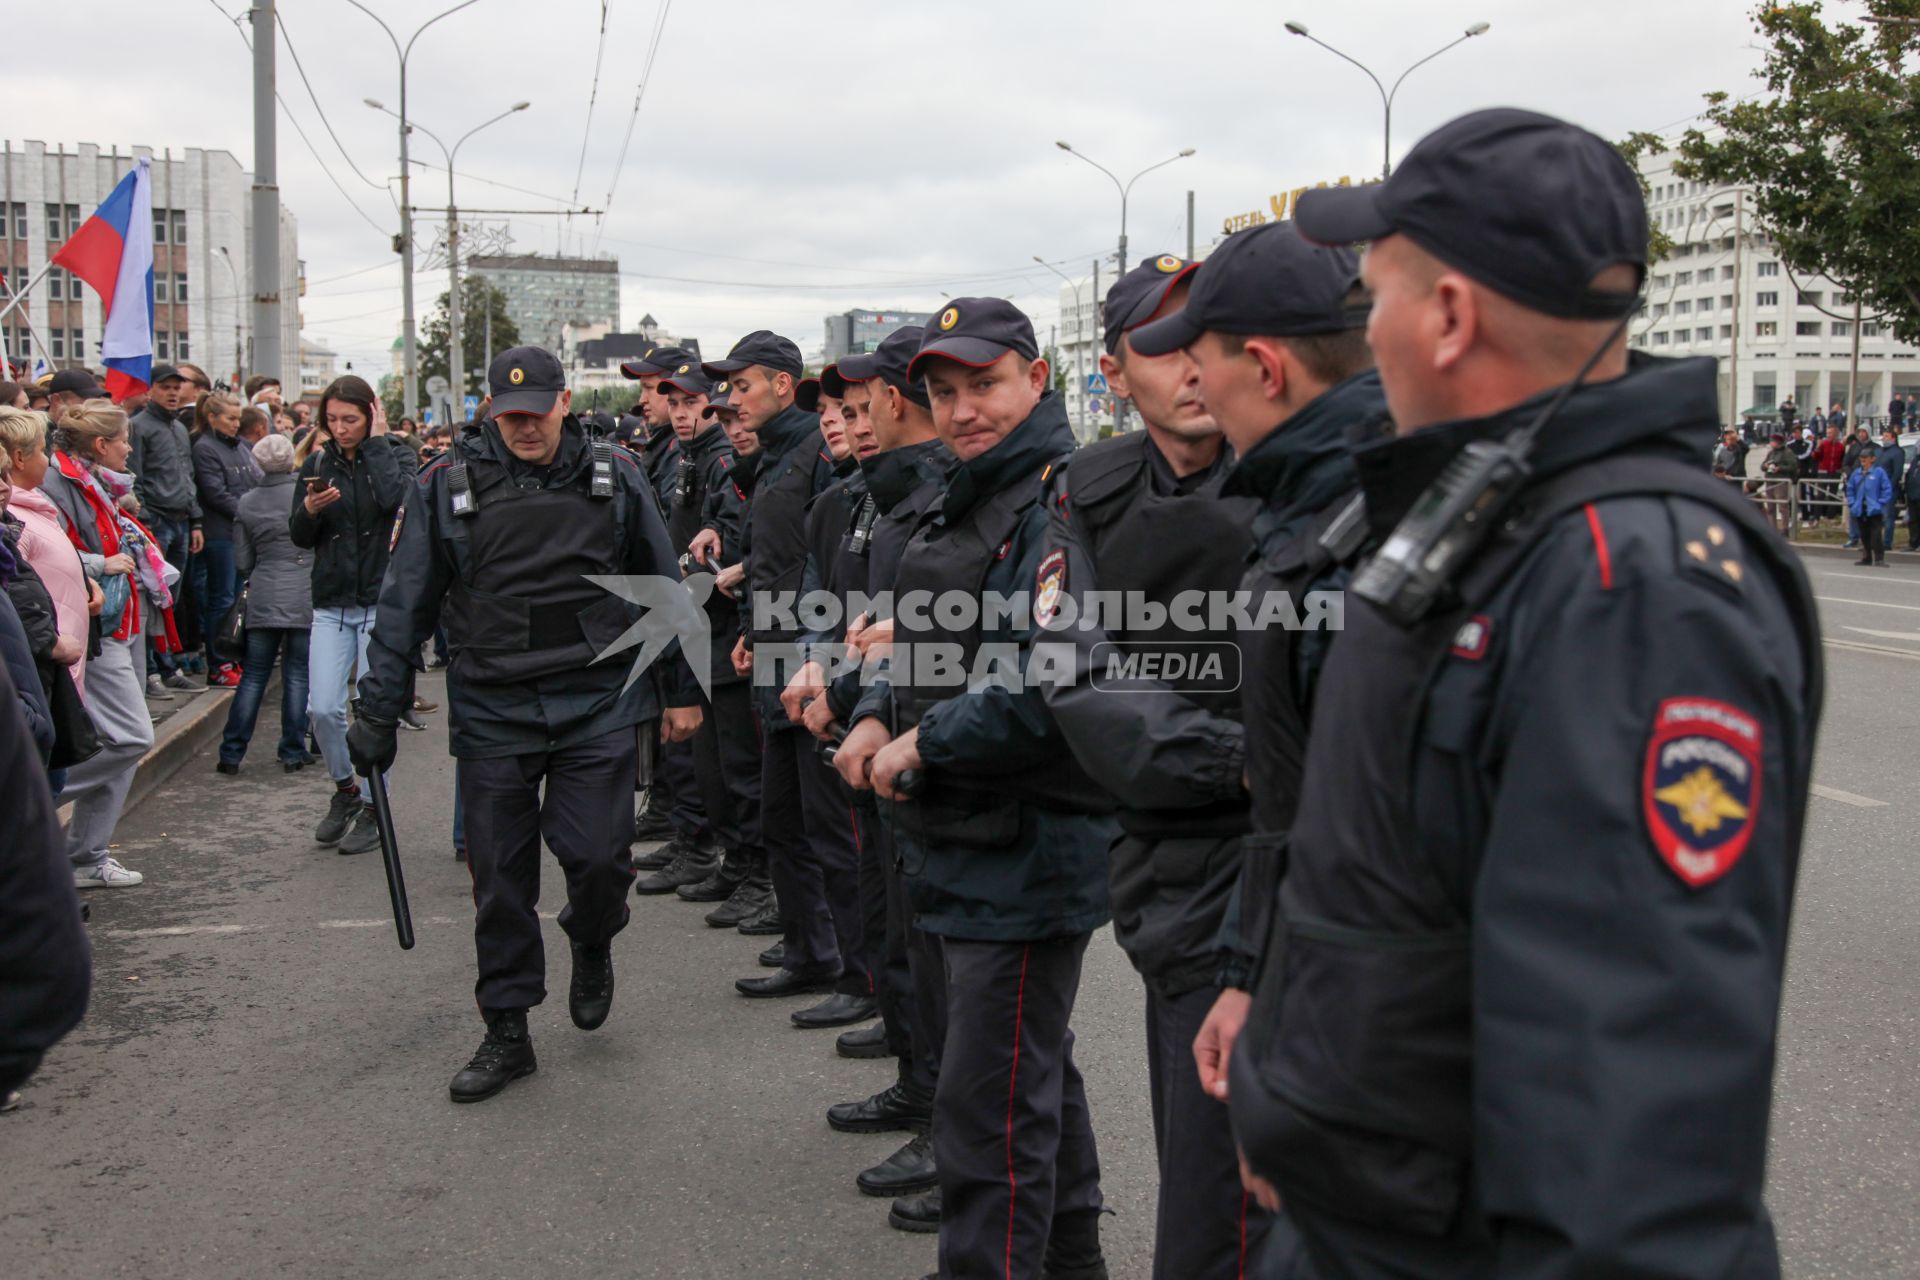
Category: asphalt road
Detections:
[{"x1": 3, "y1": 549, "x2": 1917, "y2": 1279}]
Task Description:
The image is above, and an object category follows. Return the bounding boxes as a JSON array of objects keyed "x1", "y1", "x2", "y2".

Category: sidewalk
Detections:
[{"x1": 56, "y1": 675, "x2": 240, "y2": 829}]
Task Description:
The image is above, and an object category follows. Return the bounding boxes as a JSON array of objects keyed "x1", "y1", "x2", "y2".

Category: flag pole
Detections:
[
  {"x1": 0, "y1": 262, "x2": 53, "y2": 325},
  {"x1": 0, "y1": 266, "x2": 58, "y2": 374}
]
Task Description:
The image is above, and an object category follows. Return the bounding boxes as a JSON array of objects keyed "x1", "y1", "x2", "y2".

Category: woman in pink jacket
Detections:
[{"x1": 0, "y1": 407, "x2": 93, "y2": 697}]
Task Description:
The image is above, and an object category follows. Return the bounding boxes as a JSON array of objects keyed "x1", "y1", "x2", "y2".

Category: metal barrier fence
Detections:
[{"x1": 1735, "y1": 474, "x2": 1906, "y2": 541}]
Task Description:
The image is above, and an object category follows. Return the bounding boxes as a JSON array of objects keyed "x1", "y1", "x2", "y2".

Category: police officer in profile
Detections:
[
  {"x1": 1032, "y1": 253, "x2": 1272, "y2": 1279},
  {"x1": 1230, "y1": 108, "x2": 1821, "y2": 1275},
  {"x1": 349, "y1": 345, "x2": 704, "y2": 1103},
  {"x1": 834, "y1": 300, "x2": 1113, "y2": 1279}
]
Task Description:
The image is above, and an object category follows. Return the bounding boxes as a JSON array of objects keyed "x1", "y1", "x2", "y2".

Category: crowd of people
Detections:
[
  {"x1": 1714, "y1": 404, "x2": 1920, "y2": 558},
  {"x1": 6, "y1": 107, "x2": 1825, "y2": 1280}
]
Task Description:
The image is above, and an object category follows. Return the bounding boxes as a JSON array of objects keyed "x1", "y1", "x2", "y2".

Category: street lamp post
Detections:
[
  {"x1": 1283, "y1": 20, "x2": 1491, "y2": 179},
  {"x1": 346, "y1": 0, "x2": 482, "y2": 422},
  {"x1": 1034, "y1": 256, "x2": 1088, "y2": 436},
  {"x1": 215, "y1": 246, "x2": 245, "y2": 390},
  {"x1": 367, "y1": 99, "x2": 528, "y2": 426}
]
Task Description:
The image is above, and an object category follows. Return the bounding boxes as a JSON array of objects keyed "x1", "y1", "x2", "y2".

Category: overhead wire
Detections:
[
  {"x1": 565, "y1": 0, "x2": 614, "y2": 253},
  {"x1": 593, "y1": 0, "x2": 673, "y2": 255},
  {"x1": 274, "y1": 8, "x2": 387, "y2": 190}
]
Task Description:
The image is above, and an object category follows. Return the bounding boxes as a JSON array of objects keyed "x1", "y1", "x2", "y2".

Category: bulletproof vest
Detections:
[
  {"x1": 1235, "y1": 453, "x2": 1822, "y2": 1238},
  {"x1": 889, "y1": 460, "x2": 1110, "y2": 847},
  {"x1": 745, "y1": 443, "x2": 822, "y2": 644},
  {"x1": 668, "y1": 434, "x2": 731, "y2": 556},
  {"x1": 441, "y1": 448, "x2": 636, "y2": 685}
]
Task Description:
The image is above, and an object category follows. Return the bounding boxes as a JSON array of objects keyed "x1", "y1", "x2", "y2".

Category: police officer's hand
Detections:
[
  {"x1": 1194, "y1": 988, "x2": 1251, "y2": 1103},
  {"x1": 688, "y1": 527, "x2": 723, "y2": 567},
  {"x1": 781, "y1": 662, "x2": 828, "y2": 723},
  {"x1": 834, "y1": 717, "x2": 892, "y2": 791},
  {"x1": 848, "y1": 617, "x2": 894, "y2": 660},
  {"x1": 347, "y1": 714, "x2": 399, "y2": 775},
  {"x1": 714, "y1": 563, "x2": 746, "y2": 599},
  {"x1": 870, "y1": 726, "x2": 923, "y2": 803},
  {"x1": 189, "y1": 528, "x2": 205, "y2": 555},
  {"x1": 802, "y1": 695, "x2": 838, "y2": 742},
  {"x1": 661, "y1": 705, "x2": 703, "y2": 743},
  {"x1": 730, "y1": 636, "x2": 754, "y2": 678}
]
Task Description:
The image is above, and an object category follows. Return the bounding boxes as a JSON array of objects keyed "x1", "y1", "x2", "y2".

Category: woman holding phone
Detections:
[{"x1": 289, "y1": 376, "x2": 416, "y2": 854}]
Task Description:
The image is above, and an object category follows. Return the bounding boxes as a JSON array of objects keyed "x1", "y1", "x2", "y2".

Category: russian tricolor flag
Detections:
[{"x1": 52, "y1": 157, "x2": 155, "y2": 402}]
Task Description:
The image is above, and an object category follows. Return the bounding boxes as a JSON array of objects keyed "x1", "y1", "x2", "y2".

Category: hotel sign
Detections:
[{"x1": 1221, "y1": 175, "x2": 1379, "y2": 234}]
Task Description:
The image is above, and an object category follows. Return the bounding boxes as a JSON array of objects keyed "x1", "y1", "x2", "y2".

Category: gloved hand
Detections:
[{"x1": 347, "y1": 713, "x2": 399, "y2": 776}]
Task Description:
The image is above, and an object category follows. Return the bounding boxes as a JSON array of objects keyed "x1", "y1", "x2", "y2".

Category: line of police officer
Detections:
[{"x1": 351, "y1": 106, "x2": 1819, "y2": 1280}]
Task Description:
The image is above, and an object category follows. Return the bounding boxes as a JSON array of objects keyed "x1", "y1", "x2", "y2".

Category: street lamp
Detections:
[
  {"x1": 1053, "y1": 141, "x2": 1196, "y2": 274},
  {"x1": 215, "y1": 246, "x2": 246, "y2": 390},
  {"x1": 367, "y1": 98, "x2": 528, "y2": 425},
  {"x1": 1283, "y1": 20, "x2": 1491, "y2": 178},
  {"x1": 1033, "y1": 256, "x2": 1090, "y2": 436},
  {"x1": 347, "y1": 0, "x2": 484, "y2": 421}
]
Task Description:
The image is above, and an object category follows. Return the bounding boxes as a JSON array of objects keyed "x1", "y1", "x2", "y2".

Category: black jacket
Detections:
[
  {"x1": 1231, "y1": 355, "x2": 1820, "y2": 1278},
  {"x1": 191, "y1": 429, "x2": 262, "y2": 543},
  {"x1": 288, "y1": 435, "x2": 417, "y2": 610}
]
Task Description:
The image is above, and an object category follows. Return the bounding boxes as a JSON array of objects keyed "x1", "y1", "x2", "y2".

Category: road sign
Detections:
[
  {"x1": 463, "y1": 395, "x2": 479, "y2": 420},
  {"x1": 1085, "y1": 373, "x2": 1109, "y2": 394},
  {"x1": 1087, "y1": 397, "x2": 1106, "y2": 416},
  {"x1": 421, "y1": 409, "x2": 435, "y2": 426},
  {"x1": 426, "y1": 375, "x2": 451, "y2": 397}
]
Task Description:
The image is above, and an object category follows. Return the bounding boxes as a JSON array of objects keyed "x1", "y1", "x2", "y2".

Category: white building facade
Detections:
[
  {"x1": 1, "y1": 140, "x2": 301, "y2": 390},
  {"x1": 1633, "y1": 150, "x2": 1920, "y2": 424}
]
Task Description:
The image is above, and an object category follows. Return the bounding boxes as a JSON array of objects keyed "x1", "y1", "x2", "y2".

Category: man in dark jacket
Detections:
[
  {"x1": 835, "y1": 300, "x2": 1115, "y2": 1279},
  {"x1": 127, "y1": 365, "x2": 202, "y2": 692},
  {"x1": 192, "y1": 396, "x2": 262, "y2": 683},
  {"x1": 1875, "y1": 426, "x2": 1905, "y2": 555},
  {"x1": 1246, "y1": 106, "x2": 1822, "y2": 1279},
  {"x1": 349, "y1": 346, "x2": 703, "y2": 1102}
]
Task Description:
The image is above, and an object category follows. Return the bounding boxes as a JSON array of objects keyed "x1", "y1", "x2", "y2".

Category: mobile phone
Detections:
[{"x1": 305, "y1": 476, "x2": 330, "y2": 491}]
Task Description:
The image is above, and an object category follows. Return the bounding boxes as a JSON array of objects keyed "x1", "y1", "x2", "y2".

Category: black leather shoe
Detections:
[
  {"x1": 736, "y1": 901, "x2": 785, "y2": 936},
  {"x1": 216, "y1": 760, "x2": 240, "y2": 775},
  {"x1": 735, "y1": 967, "x2": 838, "y2": 999},
  {"x1": 449, "y1": 1010, "x2": 537, "y2": 1103},
  {"x1": 704, "y1": 881, "x2": 768, "y2": 929},
  {"x1": 827, "y1": 1081, "x2": 932, "y2": 1134},
  {"x1": 758, "y1": 941, "x2": 786, "y2": 969},
  {"x1": 632, "y1": 844, "x2": 676, "y2": 872},
  {"x1": 858, "y1": 1131, "x2": 937, "y2": 1197},
  {"x1": 569, "y1": 941, "x2": 614, "y2": 1030},
  {"x1": 837, "y1": 1021, "x2": 890, "y2": 1059},
  {"x1": 675, "y1": 868, "x2": 736, "y2": 902},
  {"x1": 634, "y1": 852, "x2": 718, "y2": 895},
  {"x1": 792, "y1": 993, "x2": 877, "y2": 1030},
  {"x1": 632, "y1": 808, "x2": 675, "y2": 843},
  {"x1": 888, "y1": 1187, "x2": 940, "y2": 1234}
]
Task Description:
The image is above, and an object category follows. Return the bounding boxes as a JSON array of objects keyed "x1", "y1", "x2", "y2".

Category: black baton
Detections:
[{"x1": 365, "y1": 767, "x2": 415, "y2": 950}]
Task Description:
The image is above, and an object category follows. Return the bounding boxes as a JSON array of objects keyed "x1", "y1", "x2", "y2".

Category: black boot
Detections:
[
  {"x1": 448, "y1": 1009, "x2": 537, "y2": 1103},
  {"x1": 858, "y1": 1130, "x2": 937, "y2": 1197},
  {"x1": 735, "y1": 900, "x2": 785, "y2": 937},
  {"x1": 634, "y1": 832, "x2": 700, "y2": 873},
  {"x1": 703, "y1": 880, "x2": 768, "y2": 929},
  {"x1": 836, "y1": 1020, "x2": 890, "y2": 1059},
  {"x1": 792, "y1": 992, "x2": 877, "y2": 1029},
  {"x1": 758, "y1": 941, "x2": 787, "y2": 969},
  {"x1": 827, "y1": 1080, "x2": 932, "y2": 1134},
  {"x1": 632, "y1": 805, "x2": 675, "y2": 843},
  {"x1": 1043, "y1": 1208, "x2": 1110, "y2": 1280},
  {"x1": 888, "y1": 1186, "x2": 940, "y2": 1234},
  {"x1": 634, "y1": 847, "x2": 719, "y2": 895},
  {"x1": 569, "y1": 940, "x2": 614, "y2": 1030}
]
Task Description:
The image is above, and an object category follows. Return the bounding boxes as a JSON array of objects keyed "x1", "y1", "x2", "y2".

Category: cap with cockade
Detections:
[
  {"x1": 487, "y1": 345, "x2": 567, "y2": 417},
  {"x1": 839, "y1": 325, "x2": 930, "y2": 408},
  {"x1": 701, "y1": 330, "x2": 805, "y2": 381},
  {"x1": 1129, "y1": 224, "x2": 1364, "y2": 357},
  {"x1": 907, "y1": 298, "x2": 1039, "y2": 380}
]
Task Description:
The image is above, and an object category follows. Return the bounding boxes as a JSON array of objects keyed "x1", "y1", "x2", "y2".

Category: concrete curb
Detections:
[
  {"x1": 57, "y1": 683, "x2": 246, "y2": 828},
  {"x1": 1791, "y1": 541, "x2": 1919, "y2": 562}
]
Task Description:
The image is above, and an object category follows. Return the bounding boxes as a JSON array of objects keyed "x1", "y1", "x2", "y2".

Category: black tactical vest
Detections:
[{"x1": 442, "y1": 454, "x2": 635, "y2": 685}]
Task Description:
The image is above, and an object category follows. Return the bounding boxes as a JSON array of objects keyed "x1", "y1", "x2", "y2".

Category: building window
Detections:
[
  {"x1": 1674, "y1": 300, "x2": 1691, "y2": 315},
  {"x1": 175, "y1": 275, "x2": 188, "y2": 303},
  {"x1": 1675, "y1": 271, "x2": 1693, "y2": 286},
  {"x1": 50, "y1": 330, "x2": 64, "y2": 359},
  {"x1": 1831, "y1": 321, "x2": 1851, "y2": 337},
  {"x1": 48, "y1": 271, "x2": 63, "y2": 301},
  {"x1": 175, "y1": 333, "x2": 189, "y2": 360},
  {"x1": 1652, "y1": 303, "x2": 1668, "y2": 319},
  {"x1": 154, "y1": 273, "x2": 168, "y2": 304},
  {"x1": 1698, "y1": 327, "x2": 1714, "y2": 342},
  {"x1": 1652, "y1": 331, "x2": 1670, "y2": 346},
  {"x1": 1722, "y1": 295, "x2": 1734, "y2": 309},
  {"x1": 1864, "y1": 322, "x2": 1882, "y2": 337},
  {"x1": 1697, "y1": 298, "x2": 1713, "y2": 313},
  {"x1": 173, "y1": 210, "x2": 187, "y2": 245},
  {"x1": 1756, "y1": 261, "x2": 1779, "y2": 277},
  {"x1": 1721, "y1": 325, "x2": 1734, "y2": 338},
  {"x1": 1797, "y1": 290, "x2": 1821, "y2": 307},
  {"x1": 1834, "y1": 292, "x2": 1851, "y2": 306},
  {"x1": 1756, "y1": 291, "x2": 1778, "y2": 307},
  {"x1": 1756, "y1": 321, "x2": 1778, "y2": 337},
  {"x1": 70, "y1": 327, "x2": 85, "y2": 360},
  {"x1": 1722, "y1": 266, "x2": 1736, "y2": 280},
  {"x1": 1795, "y1": 321, "x2": 1821, "y2": 336},
  {"x1": 154, "y1": 210, "x2": 168, "y2": 244},
  {"x1": 46, "y1": 204, "x2": 63, "y2": 240},
  {"x1": 156, "y1": 332, "x2": 170, "y2": 360}
]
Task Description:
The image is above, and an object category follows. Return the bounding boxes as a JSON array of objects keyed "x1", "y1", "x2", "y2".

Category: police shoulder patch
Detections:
[
  {"x1": 1034, "y1": 549, "x2": 1067, "y2": 627},
  {"x1": 1642, "y1": 697, "x2": 1762, "y2": 889},
  {"x1": 387, "y1": 501, "x2": 407, "y2": 553}
]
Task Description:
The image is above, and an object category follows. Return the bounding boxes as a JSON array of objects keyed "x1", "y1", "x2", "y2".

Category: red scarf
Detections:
[{"x1": 54, "y1": 449, "x2": 145, "y2": 643}]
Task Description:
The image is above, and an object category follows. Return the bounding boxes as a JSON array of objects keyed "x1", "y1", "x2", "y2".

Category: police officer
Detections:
[
  {"x1": 1229, "y1": 108, "x2": 1822, "y2": 1275},
  {"x1": 834, "y1": 300, "x2": 1113, "y2": 1279},
  {"x1": 700, "y1": 331, "x2": 865, "y2": 1002},
  {"x1": 348, "y1": 345, "x2": 704, "y2": 1103},
  {"x1": 1032, "y1": 252, "x2": 1276, "y2": 1279}
]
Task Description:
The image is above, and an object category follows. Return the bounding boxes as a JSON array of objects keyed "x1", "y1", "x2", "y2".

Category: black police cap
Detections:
[
  {"x1": 1295, "y1": 107, "x2": 1648, "y2": 320},
  {"x1": 794, "y1": 377, "x2": 824, "y2": 413},
  {"x1": 1102, "y1": 255, "x2": 1200, "y2": 354},
  {"x1": 487, "y1": 345, "x2": 567, "y2": 417},
  {"x1": 658, "y1": 359, "x2": 718, "y2": 399},
  {"x1": 702, "y1": 330, "x2": 805, "y2": 381},
  {"x1": 1129, "y1": 224, "x2": 1364, "y2": 358},
  {"x1": 619, "y1": 344, "x2": 698, "y2": 381},
  {"x1": 700, "y1": 382, "x2": 738, "y2": 419},
  {"x1": 908, "y1": 298, "x2": 1039, "y2": 380},
  {"x1": 840, "y1": 325, "x2": 931, "y2": 409}
]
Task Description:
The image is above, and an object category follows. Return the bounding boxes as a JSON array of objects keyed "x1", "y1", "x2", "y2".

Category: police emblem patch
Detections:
[
  {"x1": 387, "y1": 502, "x2": 406, "y2": 553},
  {"x1": 1155, "y1": 254, "x2": 1183, "y2": 273},
  {"x1": 508, "y1": 367, "x2": 525, "y2": 385},
  {"x1": 1034, "y1": 550, "x2": 1067, "y2": 627},
  {"x1": 677, "y1": 364, "x2": 690, "y2": 374},
  {"x1": 715, "y1": 380, "x2": 729, "y2": 394},
  {"x1": 1450, "y1": 614, "x2": 1491, "y2": 660},
  {"x1": 1642, "y1": 698, "x2": 1761, "y2": 888},
  {"x1": 938, "y1": 306, "x2": 959, "y2": 331}
]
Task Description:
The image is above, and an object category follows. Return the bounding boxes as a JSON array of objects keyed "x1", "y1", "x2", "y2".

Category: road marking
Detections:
[
  {"x1": 1810, "y1": 571, "x2": 1920, "y2": 587},
  {"x1": 1816, "y1": 595, "x2": 1920, "y2": 612},
  {"x1": 1842, "y1": 625, "x2": 1920, "y2": 641},
  {"x1": 100, "y1": 924, "x2": 262, "y2": 939},
  {"x1": 1824, "y1": 638, "x2": 1920, "y2": 662},
  {"x1": 1811, "y1": 784, "x2": 1888, "y2": 809}
]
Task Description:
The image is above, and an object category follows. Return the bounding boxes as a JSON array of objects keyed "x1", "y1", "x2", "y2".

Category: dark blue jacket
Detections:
[{"x1": 1848, "y1": 463, "x2": 1894, "y2": 517}]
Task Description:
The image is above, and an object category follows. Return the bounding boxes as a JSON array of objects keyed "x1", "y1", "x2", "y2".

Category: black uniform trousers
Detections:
[
  {"x1": 457, "y1": 726, "x2": 638, "y2": 1013},
  {"x1": 695, "y1": 680, "x2": 767, "y2": 884},
  {"x1": 760, "y1": 726, "x2": 866, "y2": 989},
  {"x1": 935, "y1": 932, "x2": 1102, "y2": 1280},
  {"x1": 1145, "y1": 984, "x2": 1277, "y2": 1280},
  {"x1": 892, "y1": 828, "x2": 949, "y2": 1094},
  {"x1": 857, "y1": 803, "x2": 931, "y2": 1092},
  {"x1": 657, "y1": 735, "x2": 708, "y2": 840}
]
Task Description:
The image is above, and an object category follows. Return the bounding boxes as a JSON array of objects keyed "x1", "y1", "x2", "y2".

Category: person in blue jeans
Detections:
[
  {"x1": 217, "y1": 434, "x2": 314, "y2": 772},
  {"x1": 1848, "y1": 444, "x2": 1894, "y2": 567}
]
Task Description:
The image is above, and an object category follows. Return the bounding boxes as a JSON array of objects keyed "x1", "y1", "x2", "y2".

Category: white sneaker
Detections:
[{"x1": 75, "y1": 857, "x2": 144, "y2": 890}]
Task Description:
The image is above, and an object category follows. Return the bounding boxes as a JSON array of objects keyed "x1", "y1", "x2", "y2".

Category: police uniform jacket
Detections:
[
  {"x1": 738, "y1": 403, "x2": 832, "y2": 731},
  {"x1": 640, "y1": 422, "x2": 681, "y2": 517},
  {"x1": 1229, "y1": 354, "x2": 1821, "y2": 1278},
  {"x1": 358, "y1": 416, "x2": 700, "y2": 759},
  {"x1": 856, "y1": 393, "x2": 1115, "y2": 942}
]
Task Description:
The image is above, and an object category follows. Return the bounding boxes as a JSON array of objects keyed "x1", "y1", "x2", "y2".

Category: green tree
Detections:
[
  {"x1": 1676, "y1": 2, "x2": 1920, "y2": 341},
  {"x1": 420, "y1": 274, "x2": 519, "y2": 398}
]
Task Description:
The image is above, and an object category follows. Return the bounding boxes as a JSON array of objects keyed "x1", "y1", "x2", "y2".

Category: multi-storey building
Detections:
[
  {"x1": 823, "y1": 308, "x2": 935, "y2": 366},
  {"x1": 466, "y1": 252, "x2": 619, "y2": 352}
]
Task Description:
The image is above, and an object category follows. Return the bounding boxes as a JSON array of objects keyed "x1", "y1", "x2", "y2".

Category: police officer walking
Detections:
[
  {"x1": 1033, "y1": 253, "x2": 1274, "y2": 1278},
  {"x1": 1230, "y1": 109, "x2": 1822, "y2": 1275},
  {"x1": 349, "y1": 345, "x2": 703, "y2": 1103}
]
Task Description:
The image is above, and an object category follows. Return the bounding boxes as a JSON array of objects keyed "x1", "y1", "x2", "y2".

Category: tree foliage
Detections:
[
  {"x1": 1677, "y1": 1, "x2": 1920, "y2": 341},
  {"x1": 419, "y1": 275, "x2": 519, "y2": 397}
]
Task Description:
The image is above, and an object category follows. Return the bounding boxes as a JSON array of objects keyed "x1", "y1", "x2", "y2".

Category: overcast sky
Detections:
[{"x1": 8, "y1": 0, "x2": 1803, "y2": 377}]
